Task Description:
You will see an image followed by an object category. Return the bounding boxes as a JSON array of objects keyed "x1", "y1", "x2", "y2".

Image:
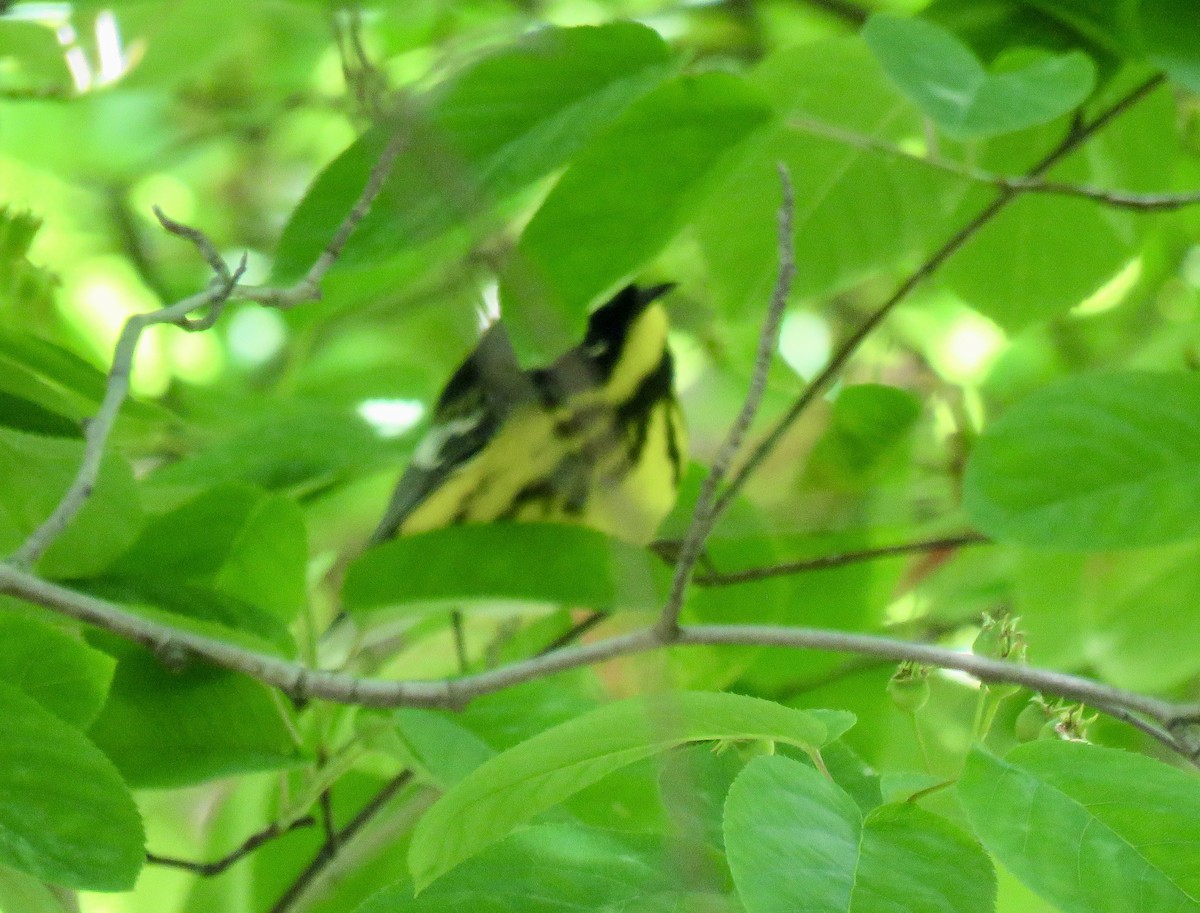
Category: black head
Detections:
[{"x1": 582, "y1": 283, "x2": 675, "y2": 362}]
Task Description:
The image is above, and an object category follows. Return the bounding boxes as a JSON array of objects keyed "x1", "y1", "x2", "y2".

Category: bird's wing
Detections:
[{"x1": 368, "y1": 323, "x2": 534, "y2": 544}]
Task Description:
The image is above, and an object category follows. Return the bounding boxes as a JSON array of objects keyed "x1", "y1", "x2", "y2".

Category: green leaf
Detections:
[
  {"x1": 107, "y1": 484, "x2": 308, "y2": 624},
  {"x1": 0, "y1": 614, "x2": 115, "y2": 728},
  {"x1": 85, "y1": 577, "x2": 295, "y2": 656},
  {"x1": 958, "y1": 742, "x2": 1200, "y2": 913},
  {"x1": 0, "y1": 91, "x2": 179, "y2": 183},
  {"x1": 0, "y1": 682, "x2": 144, "y2": 891},
  {"x1": 408, "y1": 692, "x2": 848, "y2": 890},
  {"x1": 695, "y1": 39, "x2": 964, "y2": 314},
  {"x1": 1016, "y1": 544, "x2": 1200, "y2": 692},
  {"x1": 964, "y1": 372, "x2": 1200, "y2": 549},
  {"x1": 804, "y1": 384, "x2": 921, "y2": 488},
  {"x1": 863, "y1": 14, "x2": 1095, "y2": 138},
  {"x1": 87, "y1": 644, "x2": 303, "y2": 788},
  {"x1": 1021, "y1": 0, "x2": 1141, "y2": 56},
  {"x1": 144, "y1": 405, "x2": 391, "y2": 498},
  {"x1": 501, "y1": 70, "x2": 772, "y2": 357},
  {"x1": 1140, "y1": 0, "x2": 1200, "y2": 91},
  {"x1": 0, "y1": 391, "x2": 80, "y2": 437},
  {"x1": 274, "y1": 23, "x2": 673, "y2": 284},
  {"x1": 375, "y1": 709, "x2": 496, "y2": 789},
  {"x1": 0, "y1": 863, "x2": 69, "y2": 913},
  {"x1": 361, "y1": 825, "x2": 725, "y2": 913},
  {"x1": 0, "y1": 428, "x2": 143, "y2": 578},
  {"x1": 344, "y1": 523, "x2": 670, "y2": 615},
  {"x1": 940, "y1": 77, "x2": 1174, "y2": 330},
  {"x1": 725, "y1": 755, "x2": 994, "y2": 913}
]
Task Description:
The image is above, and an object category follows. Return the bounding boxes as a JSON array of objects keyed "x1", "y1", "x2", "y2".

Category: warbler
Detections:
[{"x1": 370, "y1": 283, "x2": 686, "y2": 546}]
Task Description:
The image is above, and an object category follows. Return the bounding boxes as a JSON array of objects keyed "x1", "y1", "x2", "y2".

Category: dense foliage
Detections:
[{"x1": 1, "y1": 1, "x2": 1199, "y2": 912}]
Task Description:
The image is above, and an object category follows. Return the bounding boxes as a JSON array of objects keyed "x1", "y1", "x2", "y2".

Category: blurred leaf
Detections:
[
  {"x1": 86, "y1": 577, "x2": 295, "y2": 655},
  {"x1": 1016, "y1": 543, "x2": 1200, "y2": 692},
  {"x1": 0, "y1": 207, "x2": 57, "y2": 321},
  {"x1": 344, "y1": 523, "x2": 670, "y2": 615},
  {"x1": 145, "y1": 405, "x2": 393, "y2": 498},
  {"x1": 864, "y1": 14, "x2": 1095, "y2": 138},
  {"x1": 371, "y1": 708, "x2": 496, "y2": 790},
  {"x1": 107, "y1": 483, "x2": 308, "y2": 624},
  {"x1": 964, "y1": 372, "x2": 1200, "y2": 549},
  {"x1": 87, "y1": 644, "x2": 303, "y2": 788},
  {"x1": 0, "y1": 614, "x2": 115, "y2": 728},
  {"x1": 0, "y1": 21, "x2": 71, "y2": 86},
  {"x1": 0, "y1": 427, "x2": 143, "y2": 579},
  {"x1": 696, "y1": 39, "x2": 965, "y2": 314},
  {"x1": 941, "y1": 75, "x2": 1174, "y2": 330},
  {"x1": 922, "y1": 0, "x2": 1112, "y2": 63},
  {"x1": 958, "y1": 742, "x2": 1200, "y2": 913},
  {"x1": 0, "y1": 391, "x2": 80, "y2": 437},
  {"x1": 274, "y1": 23, "x2": 674, "y2": 285},
  {"x1": 361, "y1": 826, "x2": 697, "y2": 913},
  {"x1": 725, "y1": 755, "x2": 994, "y2": 913},
  {"x1": 804, "y1": 383, "x2": 921, "y2": 489},
  {"x1": 1021, "y1": 0, "x2": 1142, "y2": 56},
  {"x1": 0, "y1": 90, "x2": 179, "y2": 182},
  {"x1": 409, "y1": 692, "x2": 850, "y2": 889},
  {"x1": 0, "y1": 682, "x2": 144, "y2": 891},
  {"x1": 111, "y1": 0, "x2": 254, "y2": 89},
  {"x1": 0, "y1": 331, "x2": 105, "y2": 420},
  {"x1": 0, "y1": 863, "x2": 69, "y2": 913},
  {"x1": 1140, "y1": 0, "x2": 1200, "y2": 91},
  {"x1": 502, "y1": 70, "x2": 772, "y2": 358}
]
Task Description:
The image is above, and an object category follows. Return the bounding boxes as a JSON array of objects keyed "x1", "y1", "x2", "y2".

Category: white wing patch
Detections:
[{"x1": 409, "y1": 412, "x2": 486, "y2": 469}]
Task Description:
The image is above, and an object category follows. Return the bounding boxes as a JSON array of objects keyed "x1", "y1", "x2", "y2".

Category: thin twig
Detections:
[
  {"x1": 791, "y1": 115, "x2": 1200, "y2": 212},
  {"x1": 694, "y1": 532, "x2": 989, "y2": 586},
  {"x1": 712, "y1": 74, "x2": 1167, "y2": 519},
  {"x1": 537, "y1": 610, "x2": 609, "y2": 656},
  {"x1": 145, "y1": 816, "x2": 316, "y2": 877},
  {"x1": 268, "y1": 771, "x2": 413, "y2": 913},
  {"x1": 656, "y1": 163, "x2": 796, "y2": 638},
  {"x1": 4, "y1": 131, "x2": 405, "y2": 569},
  {"x1": 1089, "y1": 702, "x2": 1199, "y2": 767},
  {"x1": 7, "y1": 259, "x2": 243, "y2": 570},
  {"x1": 238, "y1": 132, "x2": 406, "y2": 309}
]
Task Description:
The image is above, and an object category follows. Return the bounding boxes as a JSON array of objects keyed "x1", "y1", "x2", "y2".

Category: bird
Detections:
[{"x1": 369, "y1": 283, "x2": 686, "y2": 547}]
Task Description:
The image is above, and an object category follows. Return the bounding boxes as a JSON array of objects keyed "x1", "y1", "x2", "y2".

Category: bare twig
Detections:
[
  {"x1": 7, "y1": 259, "x2": 244, "y2": 570},
  {"x1": 791, "y1": 115, "x2": 1200, "y2": 212},
  {"x1": 145, "y1": 816, "x2": 316, "y2": 877},
  {"x1": 268, "y1": 770, "x2": 413, "y2": 913},
  {"x1": 538, "y1": 610, "x2": 609, "y2": 655},
  {"x1": 713, "y1": 74, "x2": 1167, "y2": 519},
  {"x1": 237, "y1": 132, "x2": 406, "y2": 309},
  {"x1": 656, "y1": 163, "x2": 796, "y2": 638},
  {"x1": 694, "y1": 532, "x2": 989, "y2": 586},
  {"x1": 4, "y1": 131, "x2": 404, "y2": 570}
]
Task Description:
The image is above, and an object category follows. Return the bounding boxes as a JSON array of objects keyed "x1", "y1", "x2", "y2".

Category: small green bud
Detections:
[
  {"x1": 1015, "y1": 698, "x2": 1049, "y2": 742},
  {"x1": 888, "y1": 662, "x2": 931, "y2": 714}
]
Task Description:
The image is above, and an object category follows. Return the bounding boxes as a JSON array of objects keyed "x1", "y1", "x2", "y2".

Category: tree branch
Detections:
[
  {"x1": 145, "y1": 816, "x2": 316, "y2": 877},
  {"x1": 4, "y1": 560, "x2": 1195, "y2": 763},
  {"x1": 656, "y1": 163, "x2": 796, "y2": 638},
  {"x1": 268, "y1": 770, "x2": 413, "y2": 913},
  {"x1": 712, "y1": 74, "x2": 1167, "y2": 519},
  {"x1": 694, "y1": 532, "x2": 990, "y2": 586},
  {"x1": 790, "y1": 114, "x2": 1200, "y2": 212}
]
